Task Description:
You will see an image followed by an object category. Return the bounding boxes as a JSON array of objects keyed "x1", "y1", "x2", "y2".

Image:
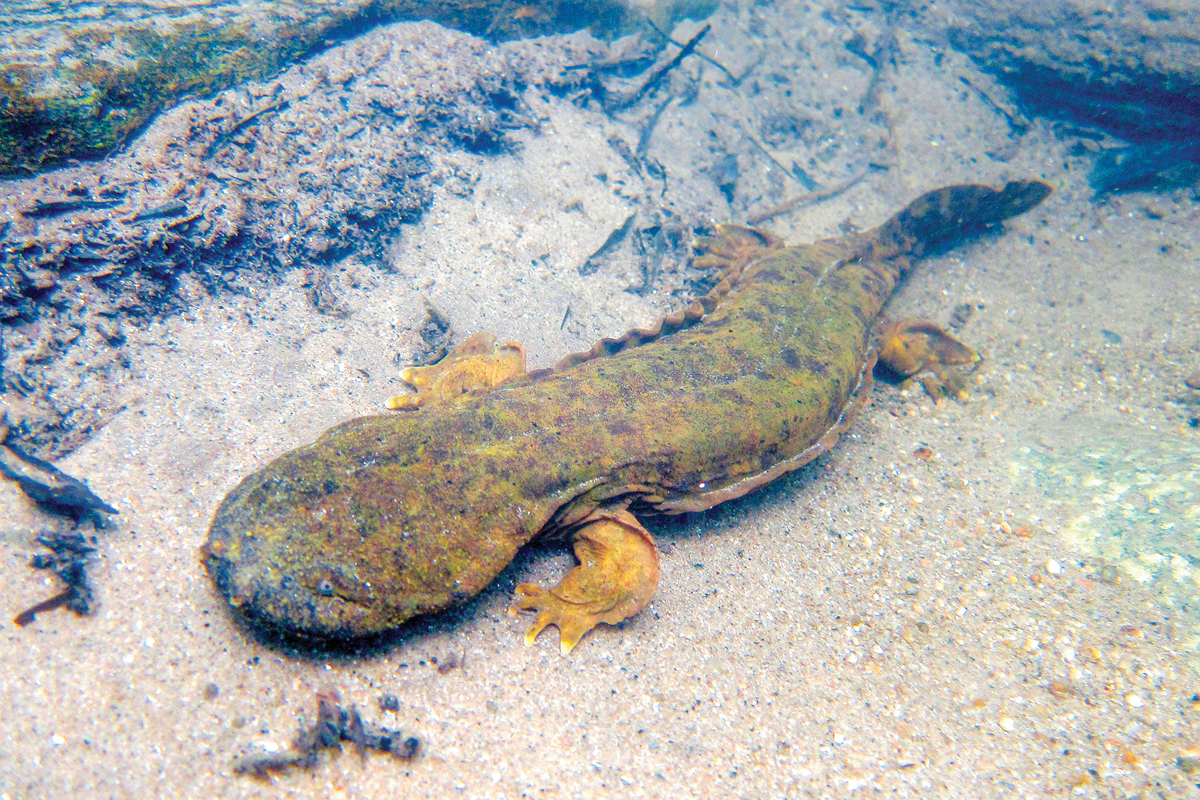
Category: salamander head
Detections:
[{"x1": 201, "y1": 435, "x2": 521, "y2": 642}]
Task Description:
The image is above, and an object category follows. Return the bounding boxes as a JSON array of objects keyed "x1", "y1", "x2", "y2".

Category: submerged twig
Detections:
[
  {"x1": 642, "y1": 18, "x2": 739, "y2": 84},
  {"x1": 14, "y1": 589, "x2": 78, "y2": 626},
  {"x1": 746, "y1": 165, "x2": 875, "y2": 225},
  {"x1": 580, "y1": 212, "x2": 637, "y2": 275},
  {"x1": 0, "y1": 436, "x2": 117, "y2": 520},
  {"x1": 611, "y1": 24, "x2": 710, "y2": 111},
  {"x1": 203, "y1": 101, "x2": 291, "y2": 159}
]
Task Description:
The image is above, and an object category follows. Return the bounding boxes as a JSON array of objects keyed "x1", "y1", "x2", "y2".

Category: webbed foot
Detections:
[
  {"x1": 692, "y1": 224, "x2": 785, "y2": 271},
  {"x1": 877, "y1": 318, "x2": 980, "y2": 401},
  {"x1": 386, "y1": 332, "x2": 526, "y2": 410},
  {"x1": 511, "y1": 509, "x2": 659, "y2": 655}
]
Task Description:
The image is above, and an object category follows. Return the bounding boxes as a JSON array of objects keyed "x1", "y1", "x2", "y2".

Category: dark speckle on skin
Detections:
[
  {"x1": 753, "y1": 269, "x2": 786, "y2": 282},
  {"x1": 781, "y1": 348, "x2": 826, "y2": 374},
  {"x1": 608, "y1": 420, "x2": 637, "y2": 437}
]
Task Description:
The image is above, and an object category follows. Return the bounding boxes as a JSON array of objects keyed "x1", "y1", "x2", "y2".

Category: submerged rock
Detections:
[
  {"x1": 914, "y1": 0, "x2": 1200, "y2": 144},
  {"x1": 0, "y1": 21, "x2": 613, "y2": 456},
  {"x1": 0, "y1": 0, "x2": 642, "y2": 176}
]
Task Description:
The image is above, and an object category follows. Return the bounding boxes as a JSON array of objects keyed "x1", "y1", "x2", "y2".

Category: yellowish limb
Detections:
[
  {"x1": 877, "y1": 318, "x2": 980, "y2": 401},
  {"x1": 511, "y1": 508, "x2": 660, "y2": 655},
  {"x1": 691, "y1": 223, "x2": 784, "y2": 272},
  {"x1": 386, "y1": 332, "x2": 526, "y2": 410}
]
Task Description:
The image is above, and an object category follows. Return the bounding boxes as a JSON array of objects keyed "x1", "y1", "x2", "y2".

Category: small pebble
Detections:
[
  {"x1": 50, "y1": 734, "x2": 66, "y2": 746},
  {"x1": 1047, "y1": 681, "x2": 1072, "y2": 699},
  {"x1": 999, "y1": 715, "x2": 1016, "y2": 732},
  {"x1": 379, "y1": 694, "x2": 400, "y2": 712},
  {"x1": 202, "y1": 682, "x2": 220, "y2": 701},
  {"x1": 1178, "y1": 749, "x2": 1200, "y2": 773},
  {"x1": 1126, "y1": 693, "x2": 1144, "y2": 708},
  {"x1": 1046, "y1": 559, "x2": 1062, "y2": 576}
]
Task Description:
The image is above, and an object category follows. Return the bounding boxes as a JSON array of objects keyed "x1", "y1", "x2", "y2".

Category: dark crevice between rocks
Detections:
[{"x1": 949, "y1": 44, "x2": 1200, "y2": 196}]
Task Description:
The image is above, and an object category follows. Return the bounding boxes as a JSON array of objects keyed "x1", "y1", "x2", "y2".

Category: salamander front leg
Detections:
[
  {"x1": 511, "y1": 509, "x2": 659, "y2": 655},
  {"x1": 386, "y1": 331, "x2": 526, "y2": 410}
]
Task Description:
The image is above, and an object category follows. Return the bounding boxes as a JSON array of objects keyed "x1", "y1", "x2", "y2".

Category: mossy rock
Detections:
[{"x1": 0, "y1": 0, "x2": 654, "y2": 176}]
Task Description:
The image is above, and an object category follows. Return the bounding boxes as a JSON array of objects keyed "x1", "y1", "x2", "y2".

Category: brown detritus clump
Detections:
[
  {"x1": 15, "y1": 531, "x2": 99, "y2": 626},
  {"x1": 434, "y1": 650, "x2": 466, "y2": 675},
  {"x1": 3, "y1": 420, "x2": 115, "y2": 626},
  {"x1": 411, "y1": 302, "x2": 454, "y2": 368},
  {"x1": 233, "y1": 688, "x2": 419, "y2": 779}
]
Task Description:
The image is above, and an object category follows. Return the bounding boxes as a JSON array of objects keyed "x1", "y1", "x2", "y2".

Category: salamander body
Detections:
[{"x1": 203, "y1": 181, "x2": 1050, "y2": 652}]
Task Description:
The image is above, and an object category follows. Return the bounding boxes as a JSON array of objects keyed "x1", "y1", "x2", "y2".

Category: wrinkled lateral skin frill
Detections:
[{"x1": 203, "y1": 181, "x2": 1051, "y2": 641}]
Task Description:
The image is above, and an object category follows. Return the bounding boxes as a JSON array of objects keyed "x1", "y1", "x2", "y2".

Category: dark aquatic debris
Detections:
[
  {"x1": 0, "y1": 432, "x2": 117, "y2": 521},
  {"x1": 14, "y1": 531, "x2": 98, "y2": 626},
  {"x1": 233, "y1": 689, "x2": 419, "y2": 779},
  {"x1": 2, "y1": 418, "x2": 115, "y2": 625}
]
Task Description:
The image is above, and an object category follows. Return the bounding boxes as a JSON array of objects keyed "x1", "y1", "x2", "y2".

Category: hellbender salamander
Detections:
[{"x1": 203, "y1": 181, "x2": 1051, "y2": 653}]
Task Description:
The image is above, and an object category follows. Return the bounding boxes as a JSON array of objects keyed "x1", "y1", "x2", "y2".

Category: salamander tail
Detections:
[{"x1": 873, "y1": 180, "x2": 1052, "y2": 262}]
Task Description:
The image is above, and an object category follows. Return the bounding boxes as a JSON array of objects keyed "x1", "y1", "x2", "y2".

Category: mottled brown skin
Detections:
[{"x1": 203, "y1": 181, "x2": 1051, "y2": 647}]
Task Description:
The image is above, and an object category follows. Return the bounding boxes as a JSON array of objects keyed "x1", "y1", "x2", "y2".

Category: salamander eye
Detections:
[{"x1": 316, "y1": 579, "x2": 335, "y2": 597}]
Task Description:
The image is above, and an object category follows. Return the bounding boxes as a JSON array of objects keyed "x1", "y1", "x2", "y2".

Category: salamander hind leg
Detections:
[
  {"x1": 692, "y1": 224, "x2": 785, "y2": 273},
  {"x1": 878, "y1": 318, "x2": 980, "y2": 401},
  {"x1": 386, "y1": 331, "x2": 526, "y2": 409},
  {"x1": 511, "y1": 509, "x2": 660, "y2": 655}
]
